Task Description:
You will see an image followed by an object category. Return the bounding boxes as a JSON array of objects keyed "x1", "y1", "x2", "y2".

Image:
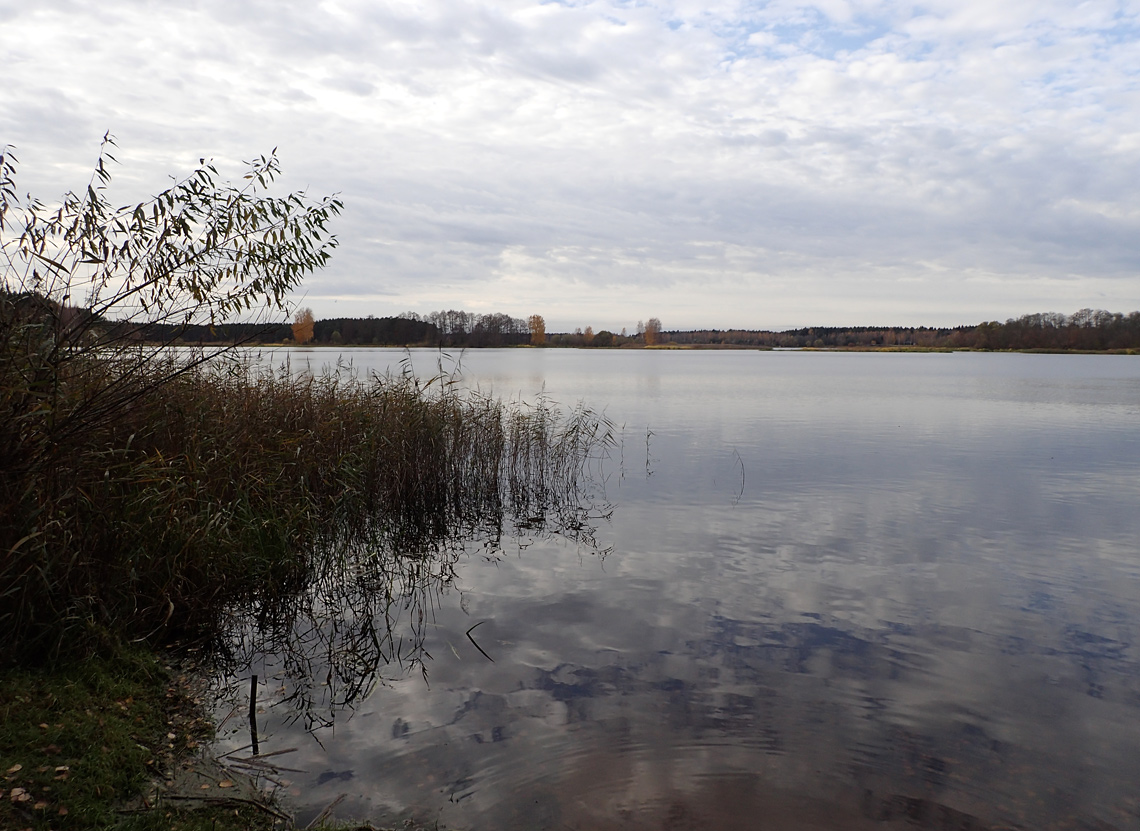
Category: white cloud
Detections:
[{"x1": 2, "y1": 0, "x2": 1138, "y2": 329}]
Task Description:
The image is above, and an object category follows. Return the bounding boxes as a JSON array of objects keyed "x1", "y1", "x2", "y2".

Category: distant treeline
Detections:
[
  {"x1": 962, "y1": 310, "x2": 1140, "y2": 351},
  {"x1": 140, "y1": 317, "x2": 438, "y2": 345},
  {"x1": 665, "y1": 309, "x2": 1140, "y2": 351},
  {"x1": 11, "y1": 292, "x2": 1138, "y2": 352},
  {"x1": 395, "y1": 310, "x2": 530, "y2": 347},
  {"x1": 142, "y1": 309, "x2": 531, "y2": 347}
]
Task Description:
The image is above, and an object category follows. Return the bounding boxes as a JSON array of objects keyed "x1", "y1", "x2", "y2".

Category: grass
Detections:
[
  {"x1": 0, "y1": 333, "x2": 610, "y2": 828},
  {"x1": 1, "y1": 280, "x2": 611, "y2": 828},
  {"x1": 1, "y1": 347, "x2": 611, "y2": 666},
  {"x1": 1, "y1": 151, "x2": 608, "y2": 827},
  {"x1": 0, "y1": 646, "x2": 440, "y2": 830},
  {"x1": 0, "y1": 646, "x2": 281, "y2": 831}
]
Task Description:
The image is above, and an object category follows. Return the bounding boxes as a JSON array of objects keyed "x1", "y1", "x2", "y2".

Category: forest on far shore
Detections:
[
  {"x1": 141, "y1": 307, "x2": 1140, "y2": 352},
  {"x1": 6, "y1": 292, "x2": 1137, "y2": 351},
  {"x1": 666, "y1": 309, "x2": 1140, "y2": 351}
]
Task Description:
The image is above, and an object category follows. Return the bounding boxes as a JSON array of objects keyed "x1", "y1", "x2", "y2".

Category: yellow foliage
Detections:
[
  {"x1": 528, "y1": 314, "x2": 546, "y2": 346},
  {"x1": 293, "y1": 307, "x2": 315, "y2": 344}
]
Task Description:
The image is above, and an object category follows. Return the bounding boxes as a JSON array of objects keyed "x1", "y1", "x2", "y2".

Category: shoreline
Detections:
[
  {"x1": 0, "y1": 646, "x2": 416, "y2": 830},
  {"x1": 151, "y1": 342, "x2": 1139, "y2": 355}
]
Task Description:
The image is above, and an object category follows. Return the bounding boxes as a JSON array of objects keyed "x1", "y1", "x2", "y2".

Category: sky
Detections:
[{"x1": 2, "y1": 0, "x2": 1139, "y2": 332}]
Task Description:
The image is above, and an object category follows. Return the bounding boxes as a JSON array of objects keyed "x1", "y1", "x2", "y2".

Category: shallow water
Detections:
[{"x1": 214, "y1": 348, "x2": 1140, "y2": 830}]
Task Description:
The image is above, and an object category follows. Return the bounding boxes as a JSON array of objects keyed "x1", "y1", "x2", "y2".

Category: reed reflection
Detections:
[{"x1": 212, "y1": 418, "x2": 614, "y2": 734}]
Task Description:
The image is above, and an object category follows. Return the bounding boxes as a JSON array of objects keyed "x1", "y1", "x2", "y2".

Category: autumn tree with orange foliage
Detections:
[
  {"x1": 293, "y1": 307, "x2": 315, "y2": 344},
  {"x1": 528, "y1": 314, "x2": 546, "y2": 346},
  {"x1": 643, "y1": 317, "x2": 662, "y2": 346}
]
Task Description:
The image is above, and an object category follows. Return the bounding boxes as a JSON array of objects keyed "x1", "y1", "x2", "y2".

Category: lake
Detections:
[{"x1": 212, "y1": 348, "x2": 1140, "y2": 830}]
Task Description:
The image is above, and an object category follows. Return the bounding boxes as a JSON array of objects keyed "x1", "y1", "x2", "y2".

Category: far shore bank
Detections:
[{"x1": 156, "y1": 341, "x2": 1140, "y2": 355}]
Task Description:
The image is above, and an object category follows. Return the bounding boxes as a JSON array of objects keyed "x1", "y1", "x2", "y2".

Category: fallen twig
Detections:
[
  {"x1": 466, "y1": 621, "x2": 495, "y2": 663},
  {"x1": 305, "y1": 792, "x2": 347, "y2": 829}
]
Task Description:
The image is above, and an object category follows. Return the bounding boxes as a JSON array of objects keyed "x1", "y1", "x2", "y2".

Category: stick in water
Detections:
[
  {"x1": 466, "y1": 622, "x2": 495, "y2": 663},
  {"x1": 249, "y1": 674, "x2": 259, "y2": 757}
]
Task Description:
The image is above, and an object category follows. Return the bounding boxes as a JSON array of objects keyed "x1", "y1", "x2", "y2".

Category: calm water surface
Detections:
[{"x1": 214, "y1": 349, "x2": 1140, "y2": 830}]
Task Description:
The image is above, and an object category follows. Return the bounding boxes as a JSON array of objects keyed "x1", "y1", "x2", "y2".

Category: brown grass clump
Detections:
[
  {"x1": 0, "y1": 346, "x2": 611, "y2": 665},
  {"x1": 0, "y1": 141, "x2": 610, "y2": 666}
]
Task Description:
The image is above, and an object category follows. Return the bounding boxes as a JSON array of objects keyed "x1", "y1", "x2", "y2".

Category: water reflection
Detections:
[
  {"x1": 211, "y1": 491, "x2": 613, "y2": 733},
  {"x1": 210, "y1": 350, "x2": 1140, "y2": 830},
  {"x1": 320, "y1": 600, "x2": 1139, "y2": 829}
]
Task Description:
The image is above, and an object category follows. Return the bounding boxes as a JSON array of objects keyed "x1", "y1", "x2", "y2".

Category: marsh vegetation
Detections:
[
  {"x1": 0, "y1": 138, "x2": 610, "y2": 666},
  {"x1": 0, "y1": 142, "x2": 613, "y2": 828}
]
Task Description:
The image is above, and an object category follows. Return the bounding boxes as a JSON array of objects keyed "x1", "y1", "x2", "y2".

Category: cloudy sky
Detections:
[{"x1": 2, "y1": 0, "x2": 1138, "y2": 331}]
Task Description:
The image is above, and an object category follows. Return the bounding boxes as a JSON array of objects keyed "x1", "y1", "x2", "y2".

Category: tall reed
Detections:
[{"x1": 0, "y1": 346, "x2": 612, "y2": 665}]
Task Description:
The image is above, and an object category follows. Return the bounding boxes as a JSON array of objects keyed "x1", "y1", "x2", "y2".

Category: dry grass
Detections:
[{"x1": 0, "y1": 344, "x2": 612, "y2": 665}]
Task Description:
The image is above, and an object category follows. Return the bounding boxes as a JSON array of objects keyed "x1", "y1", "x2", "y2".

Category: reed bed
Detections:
[{"x1": 0, "y1": 346, "x2": 612, "y2": 665}]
